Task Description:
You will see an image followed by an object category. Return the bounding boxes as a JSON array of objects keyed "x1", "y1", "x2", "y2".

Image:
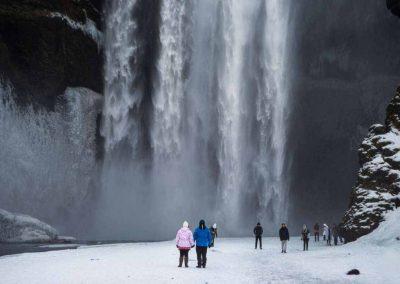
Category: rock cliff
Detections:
[
  {"x1": 0, "y1": 0, "x2": 103, "y2": 107},
  {"x1": 343, "y1": 87, "x2": 400, "y2": 242}
]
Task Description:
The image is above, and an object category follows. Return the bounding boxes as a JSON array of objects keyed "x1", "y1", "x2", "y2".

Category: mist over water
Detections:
[{"x1": 95, "y1": 0, "x2": 292, "y2": 240}]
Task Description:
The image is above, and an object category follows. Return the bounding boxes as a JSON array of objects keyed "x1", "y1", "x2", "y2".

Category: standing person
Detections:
[
  {"x1": 313, "y1": 223, "x2": 320, "y2": 242},
  {"x1": 332, "y1": 223, "x2": 338, "y2": 246},
  {"x1": 327, "y1": 225, "x2": 332, "y2": 246},
  {"x1": 175, "y1": 221, "x2": 195, "y2": 268},
  {"x1": 301, "y1": 224, "x2": 310, "y2": 251},
  {"x1": 323, "y1": 224, "x2": 329, "y2": 242},
  {"x1": 194, "y1": 220, "x2": 212, "y2": 268},
  {"x1": 209, "y1": 224, "x2": 218, "y2": 247},
  {"x1": 338, "y1": 224, "x2": 344, "y2": 244},
  {"x1": 253, "y1": 222, "x2": 263, "y2": 250},
  {"x1": 279, "y1": 223, "x2": 290, "y2": 253}
]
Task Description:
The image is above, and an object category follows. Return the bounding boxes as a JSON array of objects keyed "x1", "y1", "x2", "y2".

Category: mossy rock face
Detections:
[{"x1": 0, "y1": 0, "x2": 103, "y2": 108}]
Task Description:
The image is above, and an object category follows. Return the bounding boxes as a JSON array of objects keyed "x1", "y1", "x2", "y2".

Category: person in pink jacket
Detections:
[{"x1": 176, "y1": 221, "x2": 195, "y2": 267}]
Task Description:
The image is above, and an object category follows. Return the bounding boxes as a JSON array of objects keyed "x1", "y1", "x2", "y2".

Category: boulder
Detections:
[
  {"x1": 0, "y1": 209, "x2": 58, "y2": 243},
  {"x1": 347, "y1": 269, "x2": 360, "y2": 275}
]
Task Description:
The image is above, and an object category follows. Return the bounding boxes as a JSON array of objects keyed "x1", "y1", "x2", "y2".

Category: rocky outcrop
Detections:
[
  {"x1": 0, "y1": 0, "x2": 103, "y2": 107},
  {"x1": 343, "y1": 86, "x2": 400, "y2": 242},
  {"x1": 0, "y1": 209, "x2": 58, "y2": 243}
]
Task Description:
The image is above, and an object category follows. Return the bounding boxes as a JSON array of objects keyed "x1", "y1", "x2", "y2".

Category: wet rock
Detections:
[{"x1": 0, "y1": 0, "x2": 103, "y2": 108}]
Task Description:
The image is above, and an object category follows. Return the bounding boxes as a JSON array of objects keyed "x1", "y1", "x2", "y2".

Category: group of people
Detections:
[
  {"x1": 318, "y1": 223, "x2": 344, "y2": 246},
  {"x1": 175, "y1": 220, "x2": 217, "y2": 268},
  {"x1": 176, "y1": 220, "x2": 344, "y2": 268},
  {"x1": 254, "y1": 222, "x2": 345, "y2": 253}
]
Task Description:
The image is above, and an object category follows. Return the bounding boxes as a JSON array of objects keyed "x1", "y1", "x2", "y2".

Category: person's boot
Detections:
[
  {"x1": 202, "y1": 260, "x2": 206, "y2": 268},
  {"x1": 178, "y1": 257, "x2": 183, "y2": 267},
  {"x1": 184, "y1": 256, "x2": 189, "y2": 268}
]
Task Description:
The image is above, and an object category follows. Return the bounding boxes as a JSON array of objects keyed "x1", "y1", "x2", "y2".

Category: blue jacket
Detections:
[{"x1": 194, "y1": 227, "x2": 212, "y2": 247}]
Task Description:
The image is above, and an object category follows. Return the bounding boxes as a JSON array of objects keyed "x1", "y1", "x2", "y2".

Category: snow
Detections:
[
  {"x1": 0, "y1": 209, "x2": 58, "y2": 243},
  {"x1": 358, "y1": 209, "x2": 400, "y2": 246},
  {"x1": 0, "y1": 235, "x2": 399, "y2": 283},
  {"x1": 49, "y1": 12, "x2": 103, "y2": 48}
]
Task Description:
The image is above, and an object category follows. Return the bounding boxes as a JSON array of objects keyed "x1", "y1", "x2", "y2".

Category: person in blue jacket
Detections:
[{"x1": 193, "y1": 219, "x2": 212, "y2": 268}]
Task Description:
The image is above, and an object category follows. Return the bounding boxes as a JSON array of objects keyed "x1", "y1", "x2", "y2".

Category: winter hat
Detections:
[
  {"x1": 199, "y1": 219, "x2": 206, "y2": 229},
  {"x1": 303, "y1": 224, "x2": 307, "y2": 229},
  {"x1": 213, "y1": 223, "x2": 217, "y2": 229},
  {"x1": 183, "y1": 221, "x2": 189, "y2": 228}
]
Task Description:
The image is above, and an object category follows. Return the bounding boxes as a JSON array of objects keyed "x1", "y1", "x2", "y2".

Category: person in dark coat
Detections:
[
  {"x1": 279, "y1": 223, "x2": 289, "y2": 253},
  {"x1": 301, "y1": 224, "x2": 310, "y2": 251},
  {"x1": 253, "y1": 222, "x2": 263, "y2": 249},
  {"x1": 332, "y1": 223, "x2": 339, "y2": 246},
  {"x1": 327, "y1": 226, "x2": 332, "y2": 246},
  {"x1": 209, "y1": 223, "x2": 218, "y2": 247},
  {"x1": 193, "y1": 219, "x2": 212, "y2": 268},
  {"x1": 313, "y1": 223, "x2": 320, "y2": 242}
]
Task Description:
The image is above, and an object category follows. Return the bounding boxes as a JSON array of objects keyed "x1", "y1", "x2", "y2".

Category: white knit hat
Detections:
[{"x1": 183, "y1": 221, "x2": 189, "y2": 228}]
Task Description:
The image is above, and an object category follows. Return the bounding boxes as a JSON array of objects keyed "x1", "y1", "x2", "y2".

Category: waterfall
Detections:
[
  {"x1": 99, "y1": 0, "x2": 292, "y2": 238},
  {"x1": 256, "y1": 0, "x2": 290, "y2": 225},
  {"x1": 151, "y1": 0, "x2": 189, "y2": 159},
  {"x1": 102, "y1": 0, "x2": 141, "y2": 151}
]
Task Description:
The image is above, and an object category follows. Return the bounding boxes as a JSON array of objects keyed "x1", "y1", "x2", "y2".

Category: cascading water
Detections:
[
  {"x1": 99, "y1": 0, "x2": 292, "y2": 238},
  {"x1": 151, "y1": 0, "x2": 188, "y2": 159},
  {"x1": 102, "y1": 0, "x2": 141, "y2": 151}
]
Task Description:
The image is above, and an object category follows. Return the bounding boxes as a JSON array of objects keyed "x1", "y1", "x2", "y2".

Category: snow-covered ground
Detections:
[{"x1": 0, "y1": 235, "x2": 398, "y2": 283}]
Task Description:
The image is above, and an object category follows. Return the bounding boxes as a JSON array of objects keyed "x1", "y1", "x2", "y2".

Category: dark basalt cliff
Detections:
[
  {"x1": 341, "y1": 0, "x2": 400, "y2": 243},
  {"x1": 343, "y1": 87, "x2": 400, "y2": 242},
  {"x1": 0, "y1": 0, "x2": 103, "y2": 107}
]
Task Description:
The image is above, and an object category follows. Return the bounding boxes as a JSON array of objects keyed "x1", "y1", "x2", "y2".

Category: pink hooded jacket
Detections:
[{"x1": 176, "y1": 221, "x2": 194, "y2": 250}]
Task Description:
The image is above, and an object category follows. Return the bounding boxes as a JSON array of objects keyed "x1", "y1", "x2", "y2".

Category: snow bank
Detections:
[
  {"x1": 357, "y1": 208, "x2": 400, "y2": 245},
  {"x1": 0, "y1": 209, "x2": 58, "y2": 243}
]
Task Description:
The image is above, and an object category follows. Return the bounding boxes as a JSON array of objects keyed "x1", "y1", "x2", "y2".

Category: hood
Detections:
[{"x1": 199, "y1": 219, "x2": 206, "y2": 229}]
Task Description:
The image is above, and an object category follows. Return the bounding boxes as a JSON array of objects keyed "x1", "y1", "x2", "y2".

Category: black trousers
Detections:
[
  {"x1": 179, "y1": 249, "x2": 189, "y2": 258},
  {"x1": 196, "y1": 246, "x2": 207, "y2": 267},
  {"x1": 314, "y1": 232, "x2": 319, "y2": 242},
  {"x1": 255, "y1": 236, "x2": 262, "y2": 249},
  {"x1": 303, "y1": 238, "x2": 309, "y2": 251}
]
